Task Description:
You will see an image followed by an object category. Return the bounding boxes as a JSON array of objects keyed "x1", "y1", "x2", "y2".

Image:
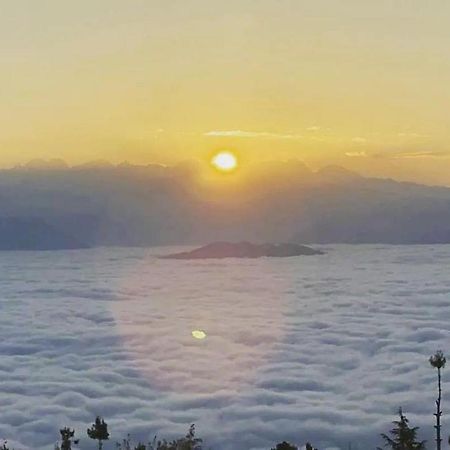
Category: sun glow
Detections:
[{"x1": 211, "y1": 151, "x2": 238, "y2": 172}]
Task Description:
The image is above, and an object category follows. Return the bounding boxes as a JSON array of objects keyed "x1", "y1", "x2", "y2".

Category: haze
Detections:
[{"x1": 2, "y1": 1, "x2": 450, "y2": 185}]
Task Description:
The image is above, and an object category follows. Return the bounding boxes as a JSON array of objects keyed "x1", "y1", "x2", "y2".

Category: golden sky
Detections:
[{"x1": 1, "y1": 0, "x2": 450, "y2": 185}]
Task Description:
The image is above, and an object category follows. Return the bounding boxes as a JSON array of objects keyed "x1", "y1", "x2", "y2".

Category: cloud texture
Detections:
[{"x1": 0, "y1": 246, "x2": 449, "y2": 450}]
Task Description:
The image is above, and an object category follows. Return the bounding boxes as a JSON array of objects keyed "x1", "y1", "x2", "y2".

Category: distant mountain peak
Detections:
[
  {"x1": 74, "y1": 159, "x2": 115, "y2": 169},
  {"x1": 15, "y1": 158, "x2": 68, "y2": 171},
  {"x1": 316, "y1": 165, "x2": 361, "y2": 180}
]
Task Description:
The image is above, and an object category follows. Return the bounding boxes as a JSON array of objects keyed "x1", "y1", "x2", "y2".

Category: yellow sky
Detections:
[{"x1": 1, "y1": 0, "x2": 450, "y2": 185}]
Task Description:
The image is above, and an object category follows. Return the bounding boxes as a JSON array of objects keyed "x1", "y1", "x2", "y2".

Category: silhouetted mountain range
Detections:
[
  {"x1": 0, "y1": 217, "x2": 90, "y2": 250},
  {"x1": 1, "y1": 160, "x2": 450, "y2": 249}
]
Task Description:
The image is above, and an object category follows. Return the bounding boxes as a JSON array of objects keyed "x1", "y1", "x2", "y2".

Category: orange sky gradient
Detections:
[{"x1": 1, "y1": 1, "x2": 450, "y2": 185}]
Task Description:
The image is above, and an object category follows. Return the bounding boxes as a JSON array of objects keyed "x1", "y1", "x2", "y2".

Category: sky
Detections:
[{"x1": 1, "y1": 0, "x2": 450, "y2": 185}]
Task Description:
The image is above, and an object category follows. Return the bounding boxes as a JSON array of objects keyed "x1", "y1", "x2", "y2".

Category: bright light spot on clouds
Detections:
[{"x1": 192, "y1": 330, "x2": 207, "y2": 340}]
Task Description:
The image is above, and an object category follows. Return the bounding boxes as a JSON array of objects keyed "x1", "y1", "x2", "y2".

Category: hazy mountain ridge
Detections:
[
  {"x1": 162, "y1": 242, "x2": 323, "y2": 259},
  {"x1": 1, "y1": 161, "x2": 450, "y2": 249},
  {"x1": 0, "y1": 217, "x2": 90, "y2": 250}
]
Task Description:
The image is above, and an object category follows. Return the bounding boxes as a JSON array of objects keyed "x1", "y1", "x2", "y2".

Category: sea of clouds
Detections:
[{"x1": 0, "y1": 245, "x2": 449, "y2": 450}]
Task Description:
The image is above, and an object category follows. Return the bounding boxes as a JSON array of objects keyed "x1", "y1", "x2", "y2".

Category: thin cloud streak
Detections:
[
  {"x1": 351, "y1": 137, "x2": 367, "y2": 144},
  {"x1": 345, "y1": 151, "x2": 367, "y2": 157},
  {"x1": 204, "y1": 130, "x2": 304, "y2": 140},
  {"x1": 397, "y1": 132, "x2": 430, "y2": 138},
  {"x1": 393, "y1": 151, "x2": 450, "y2": 159},
  {"x1": 373, "y1": 151, "x2": 450, "y2": 160}
]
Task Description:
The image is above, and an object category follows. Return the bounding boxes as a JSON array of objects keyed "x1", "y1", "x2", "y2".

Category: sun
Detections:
[{"x1": 211, "y1": 151, "x2": 238, "y2": 172}]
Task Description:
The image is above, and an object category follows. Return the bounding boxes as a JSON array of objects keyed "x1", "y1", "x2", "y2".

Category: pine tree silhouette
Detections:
[
  {"x1": 430, "y1": 350, "x2": 446, "y2": 450},
  {"x1": 377, "y1": 408, "x2": 425, "y2": 450},
  {"x1": 88, "y1": 417, "x2": 110, "y2": 450}
]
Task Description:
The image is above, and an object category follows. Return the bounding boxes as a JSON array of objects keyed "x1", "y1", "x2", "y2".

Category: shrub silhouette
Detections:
[
  {"x1": 270, "y1": 440, "x2": 319, "y2": 449},
  {"x1": 116, "y1": 435, "x2": 132, "y2": 450},
  {"x1": 116, "y1": 425, "x2": 203, "y2": 450},
  {"x1": 88, "y1": 417, "x2": 110, "y2": 450},
  {"x1": 116, "y1": 435, "x2": 146, "y2": 450},
  {"x1": 305, "y1": 443, "x2": 318, "y2": 450},
  {"x1": 149, "y1": 425, "x2": 202, "y2": 450},
  {"x1": 377, "y1": 408, "x2": 425, "y2": 450},
  {"x1": 429, "y1": 350, "x2": 446, "y2": 450},
  {"x1": 271, "y1": 441, "x2": 298, "y2": 450},
  {"x1": 134, "y1": 444, "x2": 147, "y2": 450}
]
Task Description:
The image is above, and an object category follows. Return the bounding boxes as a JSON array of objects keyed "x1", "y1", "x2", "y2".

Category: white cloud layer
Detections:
[{"x1": 0, "y1": 245, "x2": 449, "y2": 450}]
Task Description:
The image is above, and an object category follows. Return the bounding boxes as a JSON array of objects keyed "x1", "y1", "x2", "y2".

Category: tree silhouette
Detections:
[
  {"x1": 55, "y1": 428, "x2": 79, "y2": 450},
  {"x1": 377, "y1": 408, "x2": 425, "y2": 450},
  {"x1": 430, "y1": 350, "x2": 446, "y2": 450},
  {"x1": 305, "y1": 443, "x2": 318, "y2": 450},
  {"x1": 1, "y1": 442, "x2": 12, "y2": 450},
  {"x1": 88, "y1": 417, "x2": 110, "y2": 450},
  {"x1": 271, "y1": 442, "x2": 297, "y2": 450}
]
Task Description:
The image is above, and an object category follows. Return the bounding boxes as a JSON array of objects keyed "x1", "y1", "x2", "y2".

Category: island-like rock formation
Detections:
[{"x1": 162, "y1": 242, "x2": 323, "y2": 260}]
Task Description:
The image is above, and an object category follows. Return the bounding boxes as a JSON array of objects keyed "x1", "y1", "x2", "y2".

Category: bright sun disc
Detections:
[{"x1": 211, "y1": 151, "x2": 238, "y2": 172}]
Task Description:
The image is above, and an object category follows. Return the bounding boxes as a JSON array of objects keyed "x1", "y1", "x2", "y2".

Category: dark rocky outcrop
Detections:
[{"x1": 162, "y1": 242, "x2": 323, "y2": 259}]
